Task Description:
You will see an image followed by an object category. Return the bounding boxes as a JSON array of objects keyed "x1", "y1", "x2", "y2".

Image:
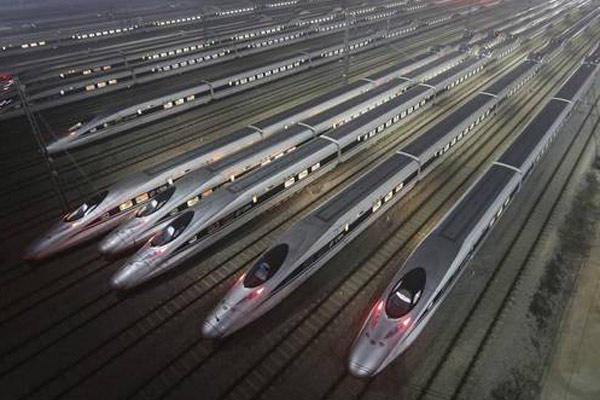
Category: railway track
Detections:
[
  {"x1": 0, "y1": 17, "x2": 569, "y2": 325},
  {"x1": 0, "y1": 12, "x2": 511, "y2": 225},
  {"x1": 0, "y1": 18, "x2": 549, "y2": 286},
  {"x1": 414, "y1": 63, "x2": 600, "y2": 400},
  {"x1": 0, "y1": 5, "x2": 550, "y2": 230},
  {"x1": 0, "y1": 1, "x2": 507, "y2": 158},
  {"x1": 198, "y1": 31, "x2": 599, "y2": 400},
  {"x1": 0, "y1": 5, "x2": 476, "y2": 171},
  {"x1": 0, "y1": 20, "x2": 589, "y2": 400}
]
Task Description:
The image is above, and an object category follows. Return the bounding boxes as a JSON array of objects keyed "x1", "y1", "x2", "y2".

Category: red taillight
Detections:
[{"x1": 249, "y1": 287, "x2": 265, "y2": 299}]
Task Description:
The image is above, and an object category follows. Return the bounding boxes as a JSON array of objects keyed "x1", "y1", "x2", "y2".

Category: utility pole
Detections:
[
  {"x1": 343, "y1": 0, "x2": 350, "y2": 84},
  {"x1": 15, "y1": 77, "x2": 69, "y2": 212},
  {"x1": 467, "y1": 0, "x2": 473, "y2": 31}
]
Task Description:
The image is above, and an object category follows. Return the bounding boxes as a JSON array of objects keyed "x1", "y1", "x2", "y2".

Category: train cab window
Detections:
[
  {"x1": 385, "y1": 268, "x2": 426, "y2": 319},
  {"x1": 64, "y1": 191, "x2": 108, "y2": 222},
  {"x1": 137, "y1": 186, "x2": 176, "y2": 217},
  {"x1": 244, "y1": 244, "x2": 289, "y2": 288},
  {"x1": 151, "y1": 211, "x2": 194, "y2": 247}
]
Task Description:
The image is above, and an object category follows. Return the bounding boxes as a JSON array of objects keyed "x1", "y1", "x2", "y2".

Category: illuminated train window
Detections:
[
  {"x1": 244, "y1": 244, "x2": 289, "y2": 288},
  {"x1": 385, "y1": 268, "x2": 426, "y2": 319}
]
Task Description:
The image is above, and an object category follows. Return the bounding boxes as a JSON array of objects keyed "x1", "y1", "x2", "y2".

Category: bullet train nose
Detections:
[
  {"x1": 201, "y1": 320, "x2": 223, "y2": 339},
  {"x1": 22, "y1": 234, "x2": 62, "y2": 261},
  {"x1": 98, "y1": 229, "x2": 135, "y2": 255},
  {"x1": 46, "y1": 137, "x2": 71, "y2": 155},
  {"x1": 347, "y1": 336, "x2": 385, "y2": 378},
  {"x1": 110, "y1": 259, "x2": 151, "y2": 290},
  {"x1": 22, "y1": 238, "x2": 48, "y2": 260},
  {"x1": 348, "y1": 362, "x2": 376, "y2": 378}
]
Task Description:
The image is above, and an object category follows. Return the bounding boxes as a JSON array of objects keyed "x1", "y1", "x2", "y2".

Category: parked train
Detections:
[
  {"x1": 348, "y1": 43, "x2": 600, "y2": 377},
  {"x1": 22, "y1": 2, "x2": 433, "y2": 88},
  {"x1": 199, "y1": 32, "x2": 551, "y2": 338},
  {"x1": 199, "y1": 15, "x2": 596, "y2": 338},
  {"x1": 40, "y1": 4, "x2": 490, "y2": 152},
  {"x1": 40, "y1": 0, "x2": 573, "y2": 153},
  {"x1": 98, "y1": 49, "x2": 471, "y2": 255},
  {"x1": 23, "y1": 45, "x2": 456, "y2": 260},
  {"x1": 111, "y1": 36, "x2": 518, "y2": 290}
]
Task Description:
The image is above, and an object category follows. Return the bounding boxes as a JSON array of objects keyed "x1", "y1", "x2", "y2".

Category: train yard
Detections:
[{"x1": 1, "y1": 0, "x2": 600, "y2": 399}]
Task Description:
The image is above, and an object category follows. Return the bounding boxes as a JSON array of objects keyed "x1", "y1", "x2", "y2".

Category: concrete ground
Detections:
[{"x1": 539, "y1": 214, "x2": 600, "y2": 400}]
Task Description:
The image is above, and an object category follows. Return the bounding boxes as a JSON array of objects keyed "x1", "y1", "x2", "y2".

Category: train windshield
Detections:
[
  {"x1": 150, "y1": 211, "x2": 194, "y2": 247},
  {"x1": 64, "y1": 191, "x2": 108, "y2": 222},
  {"x1": 385, "y1": 268, "x2": 426, "y2": 319},
  {"x1": 137, "y1": 186, "x2": 176, "y2": 217},
  {"x1": 244, "y1": 244, "x2": 289, "y2": 288}
]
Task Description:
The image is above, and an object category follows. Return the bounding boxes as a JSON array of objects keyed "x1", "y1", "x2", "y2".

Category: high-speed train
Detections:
[
  {"x1": 22, "y1": 3, "x2": 566, "y2": 261},
  {"x1": 97, "y1": 79, "x2": 413, "y2": 255},
  {"x1": 348, "y1": 44, "x2": 600, "y2": 377},
  {"x1": 40, "y1": 2, "x2": 502, "y2": 152},
  {"x1": 98, "y1": 49, "x2": 471, "y2": 255},
  {"x1": 110, "y1": 39, "x2": 515, "y2": 290},
  {"x1": 199, "y1": 34, "x2": 551, "y2": 339},
  {"x1": 0, "y1": 72, "x2": 12, "y2": 90},
  {"x1": 23, "y1": 45, "x2": 459, "y2": 260},
  {"x1": 25, "y1": 2, "x2": 428, "y2": 89},
  {"x1": 38, "y1": 0, "x2": 569, "y2": 152},
  {"x1": 41, "y1": 17, "x2": 456, "y2": 155}
]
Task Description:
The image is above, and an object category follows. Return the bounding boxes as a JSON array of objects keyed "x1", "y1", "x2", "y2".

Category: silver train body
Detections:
[
  {"x1": 98, "y1": 49, "x2": 471, "y2": 255},
  {"x1": 110, "y1": 82, "x2": 437, "y2": 289},
  {"x1": 25, "y1": 34, "x2": 467, "y2": 260},
  {"x1": 0, "y1": 3, "x2": 267, "y2": 56},
  {"x1": 23, "y1": 4, "x2": 432, "y2": 88},
  {"x1": 42, "y1": 4, "x2": 490, "y2": 152},
  {"x1": 112, "y1": 37, "x2": 518, "y2": 290},
  {"x1": 40, "y1": 0, "x2": 571, "y2": 153},
  {"x1": 27, "y1": 75, "x2": 392, "y2": 260},
  {"x1": 42, "y1": 22, "x2": 449, "y2": 155},
  {"x1": 348, "y1": 46, "x2": 600, "y2": 377},
  {"x1": 201, "y1": 36, "x2": 544, "y2": 339},
  {"x1": 24, "y1": 3, "x2": 561, "y2": 261}
]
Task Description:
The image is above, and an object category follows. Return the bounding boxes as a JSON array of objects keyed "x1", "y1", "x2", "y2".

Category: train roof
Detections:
[
  {"x1": 301, "y1": 78, "x2": 409, "y2": 125},
  {"x1": 437, "y1": 166, "x2": 514, "y2": 244},
  {"x1": 402, "y1": 51, "x2": 461, "y2": 79},
  {"x1": 327, "y1": 84, "x2": 431, "y2": 142},
  {"x1": 252, "y1": 80, "x2": 368, "y2": 131},
  {"x1": 484, "y1": 60, "x2": 535, "y2": 96},
  {"x1": 498, "y1": 100, "x2": 567, "y2": 169},
  {"x1": 426, "y1": 56, "x2": 481, "y2": 86},
  {"x1": 499, "y1": 59, "x2": 599, "y2": 169},
  {"x1": 143, "y1": 127, "x2": 258, "y2": 176},
  {"x1": 316, "y1": 153, "x2": 412, "y2": 222},
  {"x1": 554, "y1": 63, "x2": 597, "y2": 101},
  {"x1": 366, "y1": 51, "x2": 434, "y2": 81},
  {"x1": 227, "y1": 138, "x2": 328, "y2": 193},
  {"x1": 403, "y1": 93, "x2": 492, "y2": 156},
  {"x1": 226, "y1": 84, "x2": 432, "y2": 195}
]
